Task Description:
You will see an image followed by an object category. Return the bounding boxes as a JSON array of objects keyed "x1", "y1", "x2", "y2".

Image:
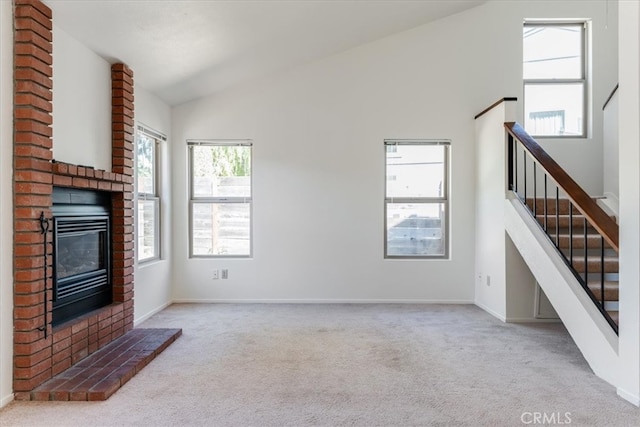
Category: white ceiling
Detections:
[{"x1": 44, "y1": 0, "x2": 485, "y2": 106}]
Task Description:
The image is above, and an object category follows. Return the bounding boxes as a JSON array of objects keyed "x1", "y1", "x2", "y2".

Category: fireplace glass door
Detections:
[{"x1": 53, "y1": 216, "x2": 111, "y2": 325}]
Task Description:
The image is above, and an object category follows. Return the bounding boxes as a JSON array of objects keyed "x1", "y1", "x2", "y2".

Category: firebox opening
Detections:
[{"x1": 52, "y1": 187, "x2": 112, "y2": 326}]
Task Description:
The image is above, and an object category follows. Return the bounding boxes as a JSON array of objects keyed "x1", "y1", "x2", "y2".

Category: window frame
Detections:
[
  {"x1": 135, "y1": 124, "x2": 164, "y2": 263},
  {"x1": 523, "y1": 21, "x2": 588, "y2": 139},
  {"x1": 384, "y1": 139, "x2": 450, "y2": 260},
  {"x1": 188, "y1": 140, "x2": 253, "y2": 259}
]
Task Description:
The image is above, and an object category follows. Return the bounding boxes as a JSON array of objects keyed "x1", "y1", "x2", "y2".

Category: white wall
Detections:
[
  {"x1": 474, "y1": 100, "x2": 539, "y2": 323},
  {"x1": 474, "y1": 0, "x2": 618, "y2": 196},
  {"x1": 617, "y1": 0, "x2": 640, "y2": 407},
  {"x1": 0, "y1": 0, "x2": 13, "y2": 408},
  {"x1": 133, "y1": 87, "x2": 173, "y2": 324},
  {"x1": 603, "y1": 89, "x2": 619, "y2": 211},
  {"x1": 474, "y1": 102, "x2": 511, "y2": 319},
  {"x1": 171, "y1": 7, "x2": 484, "y2": 303},
  {"x1": 52, "y1": 25, "x2": 111, "y2": 171},
  {"x1": 171, "y1": 1, "x2": 616, "y2": 304}
]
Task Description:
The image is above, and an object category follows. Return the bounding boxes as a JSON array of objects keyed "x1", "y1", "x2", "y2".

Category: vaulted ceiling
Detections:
[{"x1": 44, "y1": 1, "x2": 486, "y2": 106}]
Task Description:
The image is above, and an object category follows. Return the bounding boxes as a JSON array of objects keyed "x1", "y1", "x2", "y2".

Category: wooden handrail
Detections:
[
  {"x1": 505, "y1": 122, "x2": 619, "y2": 252},
  {"x1": 474, "y1": 97, "x2": 517, "y2": 120}
]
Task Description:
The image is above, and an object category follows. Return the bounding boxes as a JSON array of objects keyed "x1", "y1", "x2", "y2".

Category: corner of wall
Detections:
[
  {"x1": 617, "y1": 0, "x2": 640, "y2": 407},
  {"x1": 0, "y1": 0, "x2": 14, "y2": 408}
]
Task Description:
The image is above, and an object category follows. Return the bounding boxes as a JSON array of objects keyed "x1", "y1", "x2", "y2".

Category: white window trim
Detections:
[
  {"x1": 384, "y1": 139, "x2": 450, "y2": 259},
  {"x1": 523, "y1": 21, "x2": 589, "y2": 139},
  {"x1": 135, "y1": 124, "x2": 165, "y2": 263},
  {"x1": 188, "y1": 140, "x2": 253, "y2": 258}
]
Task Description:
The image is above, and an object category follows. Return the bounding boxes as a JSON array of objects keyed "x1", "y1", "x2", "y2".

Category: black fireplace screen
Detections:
[{"x1": 52, "y1": 189, "x2": 112, "y2": 326}]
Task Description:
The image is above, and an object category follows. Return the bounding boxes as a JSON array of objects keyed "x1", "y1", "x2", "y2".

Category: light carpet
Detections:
[{"x1": 0, "y1": 303, "x2": 638, "y2": 427}]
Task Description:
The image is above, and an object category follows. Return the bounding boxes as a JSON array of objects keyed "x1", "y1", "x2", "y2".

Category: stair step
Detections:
[
  {"x1": 586, "y1": 281, "x2": 619, "y2": 301},
  {"x1": 553, "y1": 234, "x2": 612, "y2": 250},
  {"x1": 608, "y1": 311, "x2": 619, "y2": 325},
  {"x1": 536, "y1": 214, "x2": 590, "y2": 230},
  {"x1": 526, "y1": 198, "x2": 581, "y2": 215},
  {"x1": 570, "y1": 255, "x2": 618, "y2": 273}
]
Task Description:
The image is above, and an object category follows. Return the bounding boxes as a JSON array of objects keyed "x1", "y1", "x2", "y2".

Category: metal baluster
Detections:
[
  {"x1": 524, "y1": 151, "x2": 528, "y2": 210},
  {"x1": 555, "y1": 187, "x2": 559, "y2": 247},
  {"x1": 600, "y1": 235, "x2": 605, "y2": 309},
  {"x1": 533, "y1": 162, "x2": 537, "y2": 218},
  {"x1": 569, "y1": 202, "x2": 573, "y2": 265},
  {"x1": 543, "y1": 175, "x2": 548, "y2": 232},
  {"x1": 514, "y1": 141, "x2": 518, "y2": 195},
  {"x1": 584, "y1": 216, "x2": 588, "y2": 283},
  {"x1": 508, "y1": 134, "x2": 514, "y2": 191},
  {"x1": 569, "y1": 204, "x2": 573, "y2": 266}
]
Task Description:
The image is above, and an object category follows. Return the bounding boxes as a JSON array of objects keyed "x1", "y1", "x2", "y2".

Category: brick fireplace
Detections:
[{"x1": 12, "y1": 0, "x2": 136, "y2": 399}]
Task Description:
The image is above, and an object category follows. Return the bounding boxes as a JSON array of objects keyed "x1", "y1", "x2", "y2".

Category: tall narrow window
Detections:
[
  {"x1": 189, "y1": 141, "x2": 252, "y2": 257},
  {"x1": 384, "y1": 140, "x2": 449, "y2": 258},
  {"x1": 135, "y1": 125, "x2": 164, "y2": 262},
  {"x1": 523, "y1": 22, "x2": 588, "y2": 137}
]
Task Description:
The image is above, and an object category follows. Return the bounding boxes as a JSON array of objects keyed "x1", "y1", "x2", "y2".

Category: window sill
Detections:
[{"x1": 137, "y1": 258, "x2": 165, "y2": 269}]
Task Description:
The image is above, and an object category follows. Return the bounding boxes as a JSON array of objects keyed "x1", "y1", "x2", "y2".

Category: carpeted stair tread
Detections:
[
  {"x1": 30, "y1": 328, "x2": 182, "y2": 401},
  {"x1": 586, "y1": 281, "x2": 619, "y2": 301},
  {"x1": 553, "y1": 234, "x2": 613, "y2": 250},
  {"x1": 570, "y1": 256, "x2": 618, "y2": 273},
  {"x1": 536, "y1": 214, "x2": 591, "y2": 230},
  {"x1": 526, "y1": 197, "x2": 620, "y2": 330},
  {"x1": 526, "y1": 198, "x2": 582, "y2": 215}
]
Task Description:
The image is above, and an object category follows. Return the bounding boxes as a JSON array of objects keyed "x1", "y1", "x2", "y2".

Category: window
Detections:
[
  {"x1": 384, "y1": 140, "x2": 449, "y2": 258},
  {"x1": 135, "y1": 125, "x2": 164, "y2": 262},
  {"x1": 523, "y1": 22, "x2": 587, "y2": 137},
  {"x1": 188, "y1": 141, "x2": 252, "y2": 257}
]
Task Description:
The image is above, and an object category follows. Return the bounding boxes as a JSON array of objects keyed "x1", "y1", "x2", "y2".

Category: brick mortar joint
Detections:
[{"x1": 51, "y1": 163, "x2": 133, "y2": 183}]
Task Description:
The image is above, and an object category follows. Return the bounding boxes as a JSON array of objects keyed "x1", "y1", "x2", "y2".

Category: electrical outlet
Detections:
[
  {"x1": 212, "y1": 270, "x2": 219, "y2": 280},
  {"x1": 221, "y1": 269, "x2": 228, "y2": 279}
]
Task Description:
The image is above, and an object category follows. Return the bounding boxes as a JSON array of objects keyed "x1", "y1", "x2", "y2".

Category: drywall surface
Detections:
[
  {"x1": 474, "y1": 102, "x2": 510, "y2": 319},
  {"x1": 134, "y1": 87, "x2": 173, "y2": 324},
  {"x1": 52, "y1": 25, "x2": 111, "y2": 171},
  {"x1": 171, "y1": 1, "x2": 614, "y2": 303},
  {"x1": 603, "y1": 89, "x2": 619, "y2": 208},
  {"x1": 617, "y1": 0, "x2": 640, "y2": 407}
]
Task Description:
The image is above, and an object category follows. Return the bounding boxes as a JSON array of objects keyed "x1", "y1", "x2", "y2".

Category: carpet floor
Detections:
[{"x1": 0, "y1": 303, "x2": 638, "y2": 426}]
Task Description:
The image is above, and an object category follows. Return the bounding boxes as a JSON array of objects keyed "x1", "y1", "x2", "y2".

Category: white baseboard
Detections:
[
  {"x1": 0, "y1": 392, "x2": 13, "y2": 408},
  {"x1": 171, "y1": 298, "x2": 475, "y2": 305},
  {"x1": 617, "y1": 387, "x2": 640, "y2": 407},
  {"x1": 474, "y1": 301, "x2": 506, "y2": 322},
  {"x1": 474, "y1": 302, "x2": 560, "y2": 324},
  {"x1": 505, "y1": 317, "x2": 562, "y2": 323},
  {"x1": 134, "y1": 301, "x2": 173, "y2": 327}
]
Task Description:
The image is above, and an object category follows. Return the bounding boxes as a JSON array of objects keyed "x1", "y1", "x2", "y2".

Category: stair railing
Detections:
[{"x1": 505, "y1": 122, "x2": 619, "y2": 334}]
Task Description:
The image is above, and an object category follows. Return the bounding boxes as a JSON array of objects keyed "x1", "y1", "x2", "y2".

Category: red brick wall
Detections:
[
  {"x1": 111, "y1": 63, "x2": 135, "y2": 322},
  {"x1": 12, "y1": 0, "x2": 135, "y2": 399}
]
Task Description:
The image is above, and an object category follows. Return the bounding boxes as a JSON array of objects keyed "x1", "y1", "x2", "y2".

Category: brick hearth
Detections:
[
  {"x1": 31, "y1": 328, "x2": 182, "y2": 401},
  {"x1": 11, "y1": 0, "x2": 167, "y2": 400}
]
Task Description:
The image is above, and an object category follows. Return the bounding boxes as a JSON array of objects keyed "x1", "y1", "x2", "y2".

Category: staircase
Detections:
[
  {"x1": 527, "y1": 198, "x2": 619, "y2": 329},
  {"x1": 505, "y1": 122, "x2": 620, "y2": 334},
  {"x1": 476, "y1": 107, "x2": 622, "y2": 390}
]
